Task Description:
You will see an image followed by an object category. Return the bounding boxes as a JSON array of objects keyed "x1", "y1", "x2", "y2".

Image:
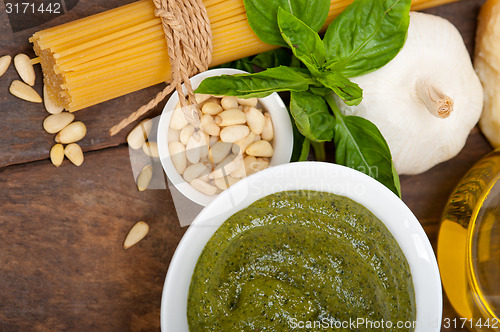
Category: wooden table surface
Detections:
[{"x1": 0, "y1": 0, "x2": 494, "y2": 331}]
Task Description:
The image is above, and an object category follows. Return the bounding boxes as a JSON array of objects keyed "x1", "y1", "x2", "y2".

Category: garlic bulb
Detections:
[
  {"x1": 336, "y1": 12, "x2": 483, "y2": 175},
  {"x1": 474, "y1": 0, "x2": 500, "y2": 148}
]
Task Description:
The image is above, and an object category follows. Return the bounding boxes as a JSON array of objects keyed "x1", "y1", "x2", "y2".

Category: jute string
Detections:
[{"x1": 109, "y1": 0, "x2": 212, "y2": 136}]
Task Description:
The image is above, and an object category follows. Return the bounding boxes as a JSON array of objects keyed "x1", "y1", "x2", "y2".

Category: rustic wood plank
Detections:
[{"x1": 0, "y1": 146, "x2": 186, "y2": 331}]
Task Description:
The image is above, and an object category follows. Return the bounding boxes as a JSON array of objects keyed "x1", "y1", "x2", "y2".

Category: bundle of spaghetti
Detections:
[{"x1": 30, "y1": 0, "x2": 459, "y2": 112}]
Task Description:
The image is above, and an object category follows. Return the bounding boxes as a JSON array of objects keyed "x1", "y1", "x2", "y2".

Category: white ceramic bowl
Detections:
[
  {"x1": 157, "y1": 68, "x2": 293, "y2": 206},
  {"x1": 161, "y1": 162, "x2": 442, "y2": 331}
]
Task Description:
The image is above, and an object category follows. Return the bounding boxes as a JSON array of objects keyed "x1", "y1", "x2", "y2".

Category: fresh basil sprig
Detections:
[{"x1": 196, "y1": 0, "x2": 411, "y2": 197}]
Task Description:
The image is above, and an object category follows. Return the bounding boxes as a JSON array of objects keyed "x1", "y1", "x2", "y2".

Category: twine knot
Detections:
[{"x1": 109, "y1": 0, "x2": 212, "y2": 136}]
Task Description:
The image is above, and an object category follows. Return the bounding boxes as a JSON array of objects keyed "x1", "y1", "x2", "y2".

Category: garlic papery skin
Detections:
[
  {"x1": 336, "y1": 12, "x2": 483, "y2": 175},
  {"x1": 474, "y1": 0, "x2": 500, "y2": 148}
]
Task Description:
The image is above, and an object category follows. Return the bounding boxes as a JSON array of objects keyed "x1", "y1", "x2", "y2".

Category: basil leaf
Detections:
[
  {"x1": 333, "y1": 113, "x2": 401, "y2": 197},
  {"x1": 323, "y1": 0, "x2": 411, "y2": 77},
  {"x1": 317, "y1": 71, "x2": 363, "y2": 106},
  {"x1": 252, "y1": 48, "x2": 292, "y2": 69},
  {"x1": 195, "y1": 66, "x2": 313, "y2": 98},
  {"x1": 290, "y1": 90, "x2": 335, "y2": 142},
  {"x1": 243, "y1": 0, "x2": 330, "y2": 47},
  {"x1": 277, "y1": 8, "x2": 325, "y2": 72}
]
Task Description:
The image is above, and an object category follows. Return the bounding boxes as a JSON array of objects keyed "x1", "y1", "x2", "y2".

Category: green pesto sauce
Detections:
[{"x1": 187, "y1": 191, "x2": 416, "y2": 331}]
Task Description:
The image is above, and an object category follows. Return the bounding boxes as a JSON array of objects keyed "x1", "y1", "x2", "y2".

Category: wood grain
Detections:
[{"x1": 0, "y1": 146, "x2": 186, "y2": 331}]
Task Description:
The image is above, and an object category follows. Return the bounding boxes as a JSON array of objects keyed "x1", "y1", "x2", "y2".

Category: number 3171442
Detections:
[
  {"x1": 443, "y1": 318, "x2": 499, "y2": 329},
  {"x1": 5, "y1": 2, "x2": 61, "y2": 14}
]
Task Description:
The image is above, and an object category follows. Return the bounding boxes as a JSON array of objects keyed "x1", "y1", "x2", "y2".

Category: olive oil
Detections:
[{"x1": 438, "y1": 150, "x2": 500, "y2": 331}]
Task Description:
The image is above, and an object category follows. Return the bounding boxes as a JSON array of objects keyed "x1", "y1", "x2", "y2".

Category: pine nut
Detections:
[
  {"x1": 215, "y1": 109, "x2": 246, "y2": 126},
  {"x1": 200, "y1": 132, "x2": 210, "y2": 160},
  {"x1": 201, "y1": 101, "x2": 223, "y2": 115},
  {"x1": 209, "y1": 141, "x2": 232, "y2": 164},
  {"x1": 200, "y1": 114, "x2": 220, "y2": 136},
  {"x1": 55, "y1": 121, "x2": 86, "y2": 144},
  {"x1": 127, "y1": 119, "x2": 153, "y2": 149},
  {"x1": 43, "y1": 85, "x2": 64, "y2": 114},
  {"x1": 252, "y1": 158, "x2": 270, "y2": 172},
  {"x1": 137, "y1": 164, "x2": 153, "y2": 191},
  {"x1": 190, "y1": 178, "x2": 217, "y2": 196},
  {"x1": 246, "y1": 140, "x2": 273, "y2": 157},
  {"x1": 221, "y1": 96, "x2": 239, "y2": 110},
  {"x1": 9, "y1": 80, "x2": 42, "y2": 103},
  {"x1": 232, "y1": 132, "x2": 257, "y2": 155},
  {"x1": 170, "y1": 106, "x2": 189, "y2": 130},
  {"x1": 142, "y1": 141, "x2": 159, "y2": 158},
  {"x1": 43, "y1": 112, "x2": 75, "y2": 134},
  {"x1": 195, "y1": 93, "x2": 212, "y2": 104},
  {"x1": 209, "y1": 135, "x2": 219, "y2": 147},
  {"x1": 186, "y1": 132, "x2": 204, "y2": 164},
  {"x1": 230, "y1": 160, "x2": 247, "y2": 178},
  {"x1": 261, "y1": 113, "x2": 274, "y2": 141},
  {"x1": 123, "y1": 221, "x2": 149, "y2": 249},
  {"x1": 64, "y1": 143, "x2": 84, "y2": 166},
  {"x1": 169, "y1": 141, "x2": 187, "y2": 174},
  {"x1": 209, "y1": 154, "x2": 243, "y2": 179},
  {"x1": 183, "y1": 162, "x2": 210, "y2": 182},
  {"x1": 168, "y1": 128, "x2": 180, "y2": 143},
  {"x1": 0, "y1": 55, "x2": 11, "y2": 78},
  {"x1": 243, "y1": 155, "x2": 269, "y2": 175},
  {"x1": 180, "y1": 124, "x2": 195, "y2": 145},
  {"x1": 214, "y1": 175, "x2": 239, "y2": 190},
  {"x1": 50, "y1": 144, "x2": 64, "y2": 167},
  {"x1": 14, "y1": 54, "x2": 35, "y2": 86},
  {"x1": 243, "y1": 156, "x2": 258, "y2": 175},
  {"x1": 220, "y1": 125, "x2": 250, "y2": 143},
  {"x1": 236, "y1": 97, "x2": 258, "y2": 107},
  {"x1": 245, "y1": 107, "x2": 266, "y2": 135}
]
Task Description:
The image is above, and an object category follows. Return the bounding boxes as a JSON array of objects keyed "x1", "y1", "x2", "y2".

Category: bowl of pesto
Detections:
[{"x1": 161, "y1": 162, "x2": 442, "y2": 331}]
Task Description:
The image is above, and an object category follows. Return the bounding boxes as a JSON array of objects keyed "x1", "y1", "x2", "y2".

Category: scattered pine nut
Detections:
[
  {"x1": 64, "y1": 143, "x2": 84, "y2": 166},
  {"x1": 142, "y1": 141, "x2": 159, "y2": 158},
  {"x1": 13, "y1": 54, "x2": 36, "y2": 86},
  {"x1": 9, "y1": 80, "x2": 42, "y2": 103},
  {"x1": 127, "y1": 118, "x2": 152, "y2": 150},
  {"x1": 55, "y1": 121, "x2": 86, "y2": 144},
  {"x1": 50, "y1": 144, "x2": 64, "y2": 167},
  {"x1": 0, "y1": 55, "x2": 11, "y2": 78},
  {"x1": 123, "y1": 221, "x2": 149, "y2": 249},
  {"x1": 43, "y1": 112, "x2": 74, "y2": 134},
  {"x1": 137, "y1": 164, "x2": 153, "y2": 191},
  {"x1": 43, "y1": 85, "x2": 64, "y2": 114}
]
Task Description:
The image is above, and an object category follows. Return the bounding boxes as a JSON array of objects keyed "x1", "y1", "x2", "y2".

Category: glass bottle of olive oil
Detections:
[{"x1": 438, "y1": 149, "x2": 500, "y2": 331}]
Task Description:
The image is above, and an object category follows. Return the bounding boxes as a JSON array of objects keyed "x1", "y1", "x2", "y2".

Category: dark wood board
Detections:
[
  {"x1": 0, "y1": 0, "x2": 496, "y2": 331},
  {"x1": 0, "y1": 146, "x2": 186, "y2": 331}
]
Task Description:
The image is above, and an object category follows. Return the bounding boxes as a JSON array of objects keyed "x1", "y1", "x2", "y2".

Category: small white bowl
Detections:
[
  {"x1": 161, "y1": 162, "x2": 442, "y2": 331},
  {"x1": 157, "y1": 68, "x2": 293, "y2": 206}
]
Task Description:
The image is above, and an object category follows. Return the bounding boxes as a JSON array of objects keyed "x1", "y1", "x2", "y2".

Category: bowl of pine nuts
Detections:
[{"x1": 157, "y1": 68, "x2": 294, "y2": 206}]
